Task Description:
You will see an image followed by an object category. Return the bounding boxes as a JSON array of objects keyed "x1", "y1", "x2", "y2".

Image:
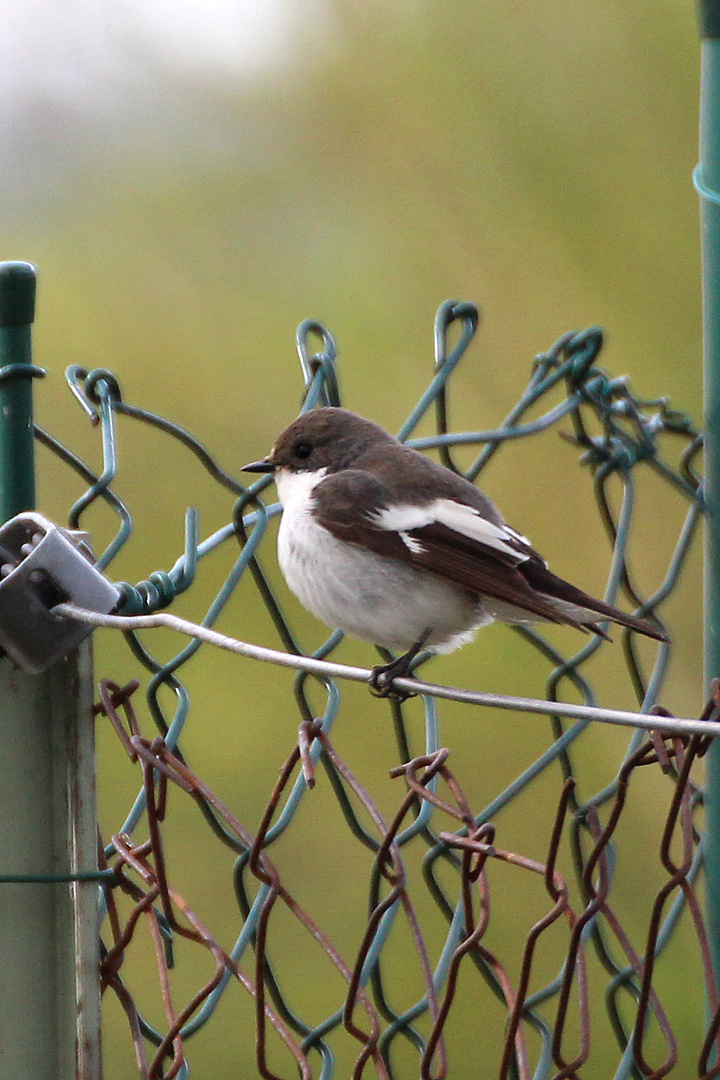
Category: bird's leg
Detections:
[{"x1": 369, "y1": 630, "x2": 431, "y2": 701}]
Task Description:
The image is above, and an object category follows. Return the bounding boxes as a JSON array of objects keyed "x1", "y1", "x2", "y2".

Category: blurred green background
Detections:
[{"x1": 1, "y1": 0, "x2": 707, "y2": 1075}]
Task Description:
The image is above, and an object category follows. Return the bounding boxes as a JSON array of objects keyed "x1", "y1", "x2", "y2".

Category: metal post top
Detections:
[
  {"x1": 700, "y1": 0, "x2": 720, "y2": 38},
  {"x1": 0, "y1": 263, "x2": 36, "y2": 328}
]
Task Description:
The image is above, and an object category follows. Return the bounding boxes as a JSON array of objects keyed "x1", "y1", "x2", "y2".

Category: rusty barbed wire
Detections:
[{"x1": 92, "y1": 679, "x2": 718, "y2": 1080}]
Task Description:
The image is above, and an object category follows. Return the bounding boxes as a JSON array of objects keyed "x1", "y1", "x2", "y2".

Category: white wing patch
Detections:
[
  {"x1": 375, "y1": 504, "x2": 436, "y2": 532},
  {"x1": 504, "y1": 524, "x2": 531, "y2": 546},
  {"x1": 375, "y1": 498, "x2": 532, "y2": 562},
  {"x1": 399, "y1": 531, "x2": 426, "y2": 554}
]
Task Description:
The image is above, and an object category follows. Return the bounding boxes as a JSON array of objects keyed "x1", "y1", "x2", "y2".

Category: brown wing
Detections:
[
  {"x1": 312, "y1": 472, "x2": 582, "y2": 629},
  {"x1": 312, "y1": 470, "x2": 668, "y2": 642}
]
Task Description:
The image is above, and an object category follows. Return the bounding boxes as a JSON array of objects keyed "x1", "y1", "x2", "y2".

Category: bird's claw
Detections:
[{"x1": 369, "y1": 662, "x2": 418, "y2": 702}]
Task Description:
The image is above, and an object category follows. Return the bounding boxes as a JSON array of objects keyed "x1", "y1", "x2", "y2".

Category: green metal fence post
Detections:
[
  {"x1": 0, "y1": 261, "x2": 37, "y2": 518},
  {"x1": 0, "y1": 264, "x2": 101, "y2": 1078},
  {"x1": 698, "y1": 1, "x2": 720, "y2": 992}
]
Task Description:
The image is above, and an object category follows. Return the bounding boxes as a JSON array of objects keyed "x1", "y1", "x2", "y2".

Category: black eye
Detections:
[{"x1": 294, "y1": 442, "x2": 313, "y2": 460}]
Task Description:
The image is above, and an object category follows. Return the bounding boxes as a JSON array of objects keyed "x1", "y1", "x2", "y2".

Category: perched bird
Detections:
[{"x1": 242, "y1": 407, "x2": 667, "y2": 694}]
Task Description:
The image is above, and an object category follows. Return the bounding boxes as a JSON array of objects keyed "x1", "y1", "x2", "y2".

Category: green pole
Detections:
[
  {"x1": 0, "y1": 265, "x2": 101, "y2": 1077},
  {"x1": 698, "y1": 1, "x2": 720, "y2": 992},
  {"x1": 0, "y1": 261, "x2": 37, "y2": 520}
]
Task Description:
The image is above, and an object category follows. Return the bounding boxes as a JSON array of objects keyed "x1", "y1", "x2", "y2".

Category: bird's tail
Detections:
[{"x1": 522, "y1": 562, "x2": 669, "y2": 642}]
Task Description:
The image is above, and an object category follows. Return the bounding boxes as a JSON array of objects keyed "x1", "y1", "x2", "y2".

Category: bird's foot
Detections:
[
  {"x1": 369, "y1": 658, "x2": 418, "y2": 702},
  {"x1": 369, "y1": 633, "x2": 429, "y2": 702}
]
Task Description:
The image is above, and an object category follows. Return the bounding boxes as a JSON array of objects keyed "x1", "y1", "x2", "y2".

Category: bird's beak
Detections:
[{"x1": 241, "y1": 456, "x2": 276, "y2": 473}]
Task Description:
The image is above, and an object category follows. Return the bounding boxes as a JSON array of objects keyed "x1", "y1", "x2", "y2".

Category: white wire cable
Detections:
[{"x1": 53, "y1": 603, "x2": 717, "y2": 739}]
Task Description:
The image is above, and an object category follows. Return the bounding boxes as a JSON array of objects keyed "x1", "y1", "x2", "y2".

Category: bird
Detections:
[{"x1": 242, "y1": 407, "x2": 668, "y2": 696}]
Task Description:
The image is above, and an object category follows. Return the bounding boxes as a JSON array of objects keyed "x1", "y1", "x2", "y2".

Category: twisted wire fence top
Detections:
[{"x1": 27, "y1": 301, "x2": 710, "y2": 1078}]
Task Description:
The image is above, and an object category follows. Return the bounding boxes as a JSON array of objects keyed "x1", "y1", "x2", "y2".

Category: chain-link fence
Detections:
[{"x1": 12, "y1": 294, "x2": 712, "y2": 1079}]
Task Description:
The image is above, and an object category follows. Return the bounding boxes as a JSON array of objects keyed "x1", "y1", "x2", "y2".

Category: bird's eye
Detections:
[{"x1": 294, "y1": 442, "x2": 313, "y2": 460}]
